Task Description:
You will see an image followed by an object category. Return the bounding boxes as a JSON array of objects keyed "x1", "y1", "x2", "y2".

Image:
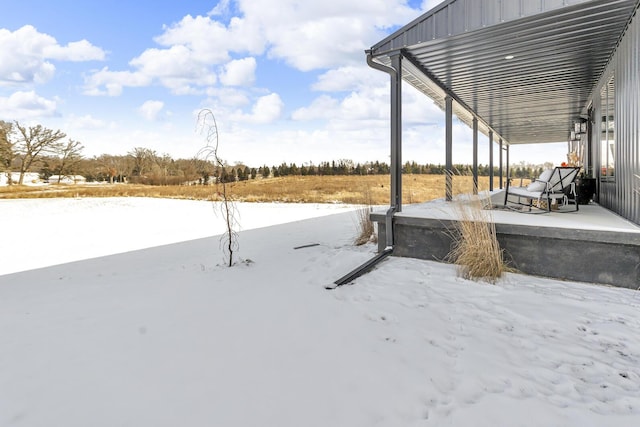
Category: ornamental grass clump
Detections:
[
  {"x1": 447, "y1": 195, "x2": 506, "y2": 283},
  {"x1": 354, "y1": 187, "x2": 377, "y2": 246}
]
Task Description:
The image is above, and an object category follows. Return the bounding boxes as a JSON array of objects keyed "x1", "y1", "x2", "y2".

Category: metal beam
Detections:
[{"x1": 445, "y1": 96, "x2": 453, "y2": 201}]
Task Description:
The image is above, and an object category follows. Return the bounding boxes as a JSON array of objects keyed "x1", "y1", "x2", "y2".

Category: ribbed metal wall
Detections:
[
  {"x1": 374, "y1": 0, "x2": 594, "y2": 51},
  {"x1": 595, "y1": 4, "x2": 640, "y2": 224}
]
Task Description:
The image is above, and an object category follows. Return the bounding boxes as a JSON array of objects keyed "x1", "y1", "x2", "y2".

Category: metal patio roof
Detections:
[{"x1": 369, "y1": 0, "x2": 639, "y2": 145}]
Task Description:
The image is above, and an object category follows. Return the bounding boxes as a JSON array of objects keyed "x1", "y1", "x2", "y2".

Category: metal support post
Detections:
[
  {"x1": 390, "y1": 53, "x2": 403, "y2": 212},
  {"x1": 499, "y1": 138, "x2": 503, "y2": 189},
  {"x1": 445, "y1": 96, "x2": 453, "y2": 201},
  {"x1": 472, "y1": 117, "x2": 478, "y2": 195},
  {"x1": 489, "y1": 130, "x2": 494, "y2": 191},
  {"x1": 505, "y1": 144, "x2": 510, "y2": 188}
]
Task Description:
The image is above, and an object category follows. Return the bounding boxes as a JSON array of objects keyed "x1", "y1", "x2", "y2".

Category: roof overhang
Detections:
[{"x1": 369, "y1": 0, "x2": 639, "y2": 145}]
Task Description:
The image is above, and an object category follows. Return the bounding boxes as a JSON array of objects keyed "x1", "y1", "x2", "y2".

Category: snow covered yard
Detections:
[{"x1": 1, "y1": 198, "x2": 639, "y2": 426}]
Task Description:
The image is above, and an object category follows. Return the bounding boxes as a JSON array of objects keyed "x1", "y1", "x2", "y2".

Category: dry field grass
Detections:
[{"x1": 0, "y1": 175, "x2": 500, "y2": 205}]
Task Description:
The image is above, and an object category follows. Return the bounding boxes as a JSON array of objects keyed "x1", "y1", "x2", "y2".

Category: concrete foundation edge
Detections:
[{"x1": 374, "y1": 214, "x2": 640, "y2": 289}]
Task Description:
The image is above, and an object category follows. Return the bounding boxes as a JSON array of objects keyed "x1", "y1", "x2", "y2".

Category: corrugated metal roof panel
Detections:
[{"x1": 369, "y1": 0, "x2": 639, "y2": 145}]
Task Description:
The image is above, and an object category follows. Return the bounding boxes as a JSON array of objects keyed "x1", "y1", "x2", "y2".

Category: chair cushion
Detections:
[{"x1": 527, "y1": 169, "x2": 553, "y2": 192}]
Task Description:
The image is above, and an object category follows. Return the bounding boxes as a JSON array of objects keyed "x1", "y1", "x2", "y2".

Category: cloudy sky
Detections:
[{"x1": 0, "y1": 0, "x2": 566, "y2": 167}]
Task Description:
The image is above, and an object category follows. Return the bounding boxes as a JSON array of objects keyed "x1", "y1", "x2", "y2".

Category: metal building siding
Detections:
[
  {"x1": 481, "y1": 0, "x2": 500, "y2": 26},
  {"x1": 597, "y1": 5, "x2": 640, "y2": 224},
  {"x1": 502, "y1": 0, "x2": 523, "y2": 21},
  {"x1": 545, "y1": 0, "x2": 570, "y2": 10},
  {"x1": 435, "y1": 7, "x2": 450, "y2": 38},
  {"x1": 617, "y1": 6, "x2": 640, "y2": 224},
  {"x1": 450, "y1": 0, "x2": 466, "y2": 33},
  {"x1": 465, "y1": 0, "x2": 484, "y2": 31},
  {"x1": 371, "y1": 0, "x2": 593, "y2": 53},
  {"x1": 523, "y1": 1, "x2": 544, "y2": 16}
]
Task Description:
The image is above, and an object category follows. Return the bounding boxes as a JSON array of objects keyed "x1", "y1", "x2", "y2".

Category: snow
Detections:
[
  {"x1": 0, "y1": 198, "x2": 356, "y2": 275},
  {"x1": 1, "y1": 197, "x2": 640, "y2": 426},
  {"x1": 0, "y1": 173, "x2": 41, "y2": 186}
]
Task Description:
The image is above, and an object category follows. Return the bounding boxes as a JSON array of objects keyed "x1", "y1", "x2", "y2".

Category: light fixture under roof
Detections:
[{"x1": 504, "y1": 55, "x2": 515, "y2": 60}]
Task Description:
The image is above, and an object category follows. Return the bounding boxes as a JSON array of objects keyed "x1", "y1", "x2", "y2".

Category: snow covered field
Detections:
[{"x1": 1, "y1": 197, "x2": 639, "y2": 426}]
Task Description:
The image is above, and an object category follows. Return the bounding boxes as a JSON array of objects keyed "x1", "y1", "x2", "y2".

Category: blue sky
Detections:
[{"x1": 0, "y1": 0, "x2": 566, "y2": 167}]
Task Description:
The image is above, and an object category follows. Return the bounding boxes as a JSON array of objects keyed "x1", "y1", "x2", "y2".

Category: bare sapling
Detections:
[{"x1": 196, "y1": 109, "x2": 239, "y2": 267}]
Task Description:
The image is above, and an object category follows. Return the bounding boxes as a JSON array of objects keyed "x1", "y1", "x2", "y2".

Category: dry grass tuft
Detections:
[
  {"x1": 354, "y1": 206, "x2": 376, "y2": 246},
  {"x1": 447, "y1": 195, "x2": 507, "y2": 283},
  {"x1": 353, "y1": 187, "x2": 377, "y2": 246}
]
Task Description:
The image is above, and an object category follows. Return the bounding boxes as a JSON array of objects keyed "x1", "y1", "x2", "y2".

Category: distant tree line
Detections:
[
  {"x1": 1, "y1": 121, "x2": 547, "y2": 186},
  {"x1": 251, "y1": 160, "x2": 545, "y2": 181}
]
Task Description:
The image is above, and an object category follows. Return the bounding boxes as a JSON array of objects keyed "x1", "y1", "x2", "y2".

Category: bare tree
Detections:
[
  {"x1": 128, "y1": 147, "x2": 156, "y2": 178},
  {"x1": 152, "y1": 153, "x2": 174, "y2": 185},
  {"x1": 177, "y1": 158, "x2": 210, "y2": 184},
  {"x1": 95, "y1": 154, "x2": 117, "y2": 183},
  {"x1": 0, "y1": 121, "x2": 16, "y2": 184},
  {"x1": 94, "y1": 154, "x2": 132, "y2": 183},
  {"x1": 52, "y1": 139, "x2": 84, "y2": 183},
  {"x1": 197, "y1": 109, "x2": 239, "y2": 267},
  {"x1": 14, "y1": 122, "x2": 66, "y2": 184}
]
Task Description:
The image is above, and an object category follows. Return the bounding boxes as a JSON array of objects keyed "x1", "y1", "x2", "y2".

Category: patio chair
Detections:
[{"x1": 504, "y1": 166, "x2": 580, "y2": 212}]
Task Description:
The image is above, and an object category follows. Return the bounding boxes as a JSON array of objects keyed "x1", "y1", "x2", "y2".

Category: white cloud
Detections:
[
  {"x1": 250, "y1": 93, "x2": 284, "y2": 124},
  {"x1": 219, "y1": 57, "x2": 256, "y2": 87},
  {"x1": 138, "y1": 100, "x2": 165, "y2": 121},
  {"x1": 11, "y1": 0, "x2": 497, "y2": 167},
  {"x1": 231, "y1": 93, "x2": 283, "y2": 124},
  {"x1": 293, "y1": 81, "x2": 390, "y2": 131},
  {"x1": 85, "y1": 16, "x2": 233, "y2": 96},
  {"x1": 291, "y1": 95, "x2": 340, "y2": 121},
  {"x1": 263, "y1": 18, "x2": 368, "y2": 71},
  {"x1": 402, "y1": 83, "x2": 445, "y2": 126},
  {"x1": 129, "y1": 44, "x2": 217, "y2": 94},
  {"x1": 0, "y1": 25, "x2": 104, "y2": 87},
  {"x1": 0, "y1": 90, "x2": 58, "y2": 119},
  {"x1": 208, "y1": 0, "x2": 232, "y2": 16},
  {"x1": 215, "y1": 124, "x2": 393, "y2": 166},
  {"x1": 312, "y1": 66, "x2": 380, "y2": 92},
  {"x1": 204, "y1": 87, "x2": 251, "y2": 107},
  {"x1": 0, "y1": 26, "x2": 57, "y2": 86},
  {"x1": 339, "y1": 91, "x2": 388, "y2": 121},
  {"x1": 83, "y1": 0, "x2": 420, "y2": 95},
  {"x1": 155, "y1": 14, "x2": 262, "y2": 63},
  {"x1": 288, "y1": 76, "x2": 447, "y2": 163},
  {"x1": 235, "y1": 0, "x2": 419, "y2": 71},
  {"x1": 65, "y1": 114, "x2": 108, "y2": 130},
  {"x1": 133, "y1": 44, "x2": 207, "y2": 78},
  {"x1": 83, "y1": 67, "x2": 151, "y2": 96},
  {"x1": 43, "y1": 39, "x2": 106, "y2": 62}
]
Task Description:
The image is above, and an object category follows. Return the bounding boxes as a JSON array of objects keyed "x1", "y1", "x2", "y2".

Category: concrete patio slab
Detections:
[{"x1": 372, "y1": 191, "x2": 640, "y2": 288}]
